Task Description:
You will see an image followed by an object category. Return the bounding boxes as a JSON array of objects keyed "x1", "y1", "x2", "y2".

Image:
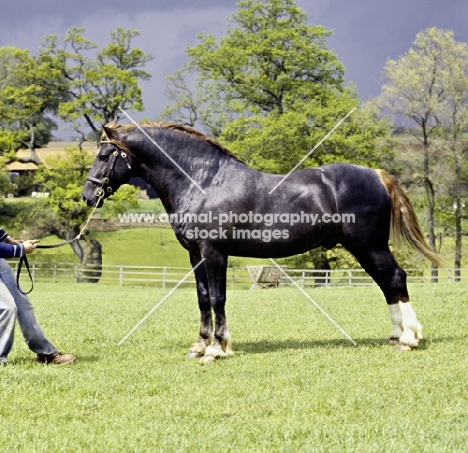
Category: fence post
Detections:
[
  {"x1": 53, "y1": 264, "x2": 57, "y2": 284},
  {"x1": 119, "y1": 266, "x2": 124, "y2": 286},
  {"x1": 162, "y1": 267, "x2": 166, "y2": 289},
  {"x1": 349, "y1": 270, "x2": 352, "y2": 285}
]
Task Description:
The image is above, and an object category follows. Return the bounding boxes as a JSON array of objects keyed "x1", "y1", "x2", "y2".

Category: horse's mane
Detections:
[{"x1": 102, "y1": 121, "x2": 245, "y2": 164}]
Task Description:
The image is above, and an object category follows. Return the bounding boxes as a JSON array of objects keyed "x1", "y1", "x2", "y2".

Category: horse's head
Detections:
[{"x1": 82, "y1": 125, "x2": 135, "y2": 207}]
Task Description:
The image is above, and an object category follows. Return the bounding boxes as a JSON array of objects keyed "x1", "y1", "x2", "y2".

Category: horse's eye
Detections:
[{"x1": 99, "y1": 154, "x2": 109, "y2": 162}]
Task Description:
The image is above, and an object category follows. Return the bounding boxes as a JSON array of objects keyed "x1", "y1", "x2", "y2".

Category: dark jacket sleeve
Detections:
[
  {"x1": 0, "y1": 227, "x2": 24, "y2": 258},
  {"x1": 0, "y1": 228, "x2": 9, "y2": 242},
  {"x1": 0, "y1": 242, "x2": 25, "y2": 258}
]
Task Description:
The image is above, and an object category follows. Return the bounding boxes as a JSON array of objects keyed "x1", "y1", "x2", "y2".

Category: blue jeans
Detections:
[{"x1": 0, "y1": 259, "x2": 57, "y2": 358}]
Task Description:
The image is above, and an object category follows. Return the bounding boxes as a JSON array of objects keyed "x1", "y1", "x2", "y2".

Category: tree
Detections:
[
  {"x1": 377, "y1": 27, "x2": 468, "y2": 279},
  {"x1": 0, "y1": 29, "x2": 149, "y2": 279},
  {"x1": 437, "y1": 37, "x2": 468, "y2": 279},
  {"x1": 0, "y1": 46, "x2": 64, "y2": 163},
  {"x1": 41, "y1": 27, "x2": 153, "y2": 143},
  {"x1": 0, "y1": 170, "x2": 13, "y2": 196},
  {"x1": 163, "y1": 0, "x2": 389, "y2": 172}
]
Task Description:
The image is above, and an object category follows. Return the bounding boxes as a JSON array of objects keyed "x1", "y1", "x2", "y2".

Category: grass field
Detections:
[{"x1": 2, "y1": 282, "x2": 468, "y2": 452}]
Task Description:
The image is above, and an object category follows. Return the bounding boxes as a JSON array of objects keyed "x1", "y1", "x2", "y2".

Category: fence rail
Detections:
[{"x1": 9, "y1": 261, "x2": 468, "y2": 290}]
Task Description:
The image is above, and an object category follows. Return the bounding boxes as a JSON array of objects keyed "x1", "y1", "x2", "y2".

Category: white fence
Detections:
[{"x1": 10, "y1": 261, "x2": 468, "y2": 289}]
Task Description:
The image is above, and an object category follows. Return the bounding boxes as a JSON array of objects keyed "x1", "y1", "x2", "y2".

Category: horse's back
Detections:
[
  {"x1": 321, "y1": 163, "x2": 389, "y2": 209},
  {"x1": 285, "y1": 163, "x2": 389, "y2": 214}
]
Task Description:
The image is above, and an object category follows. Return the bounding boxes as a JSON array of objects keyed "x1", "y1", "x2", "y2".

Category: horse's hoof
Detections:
[
  {"x1": 205, "y1": 345, "x2": 227, "y2": 358},
  {"x1": 400, "y1": 340, "x2": 419, "y2": 349},
  {"x1": 396, "y1": 344, "x2": 413, "y2": 352},
  {"x1": 388, "y1": 338, "x2": 399, "y2": 346},
  {"x1": 186, "y1": 352, "x2": 203, "y2": 359},
  {"x1": 199, "y1": 355, "x2": 216, "y2": 366},
  {"x1": 399, "y1": 333, "x2": 419, "y2": 349}
]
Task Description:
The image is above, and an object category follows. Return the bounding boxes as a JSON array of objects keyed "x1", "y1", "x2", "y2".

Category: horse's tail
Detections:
[{"x1": 374, "y1": 169, "x2": 442, "y2": 266}]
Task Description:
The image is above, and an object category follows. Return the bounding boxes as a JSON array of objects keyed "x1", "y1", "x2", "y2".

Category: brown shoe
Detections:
[{"x1": 37, "y1": 352, "x2": 76, "y2": 365}]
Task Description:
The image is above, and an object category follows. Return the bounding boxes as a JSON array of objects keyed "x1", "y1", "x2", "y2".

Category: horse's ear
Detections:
[{"x1": 102, "y1": 125, "x2": 117, "y2": 141}]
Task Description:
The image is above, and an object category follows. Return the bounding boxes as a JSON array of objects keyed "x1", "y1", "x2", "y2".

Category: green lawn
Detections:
[{"x1": 2, "y1": 283, "x2": 468, "y2": 452}]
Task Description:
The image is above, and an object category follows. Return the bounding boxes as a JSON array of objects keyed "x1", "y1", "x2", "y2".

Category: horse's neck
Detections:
[{"x1": 139, "y1": 129, "x2": 245, "y2": 211}]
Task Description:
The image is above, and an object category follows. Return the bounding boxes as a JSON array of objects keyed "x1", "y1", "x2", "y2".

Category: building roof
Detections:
[{"x1": 6, "y1": 141, "x2": 97, "y2": 171}]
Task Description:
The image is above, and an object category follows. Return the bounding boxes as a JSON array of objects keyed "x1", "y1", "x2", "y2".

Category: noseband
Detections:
[{"x1": 86, "y1": 140, "x2": 132, "y2": 197}]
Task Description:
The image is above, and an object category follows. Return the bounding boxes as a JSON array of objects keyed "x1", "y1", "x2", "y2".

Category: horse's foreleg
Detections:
[
  {"x1": 198, "y1": 244, "x2": 233, "y2": 365},
  {"x1": 187, "y1": 313, "x2": 213, "y2": 358},
  {"x1": 203, "y1": 311, "x2": 234, "y2": 361},
  {"x1": 187, "y1": 254, "x2": 214, "y2": 358}
]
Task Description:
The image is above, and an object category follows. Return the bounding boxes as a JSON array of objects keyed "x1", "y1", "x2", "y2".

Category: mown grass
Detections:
[{"x1": 1, "y1": 283, "x2": 468, "y2": 452}]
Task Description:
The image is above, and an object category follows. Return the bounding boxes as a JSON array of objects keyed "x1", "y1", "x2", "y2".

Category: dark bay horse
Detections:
[{"x1": 82, "y1": 121, "x2": 441, "y2": 362}]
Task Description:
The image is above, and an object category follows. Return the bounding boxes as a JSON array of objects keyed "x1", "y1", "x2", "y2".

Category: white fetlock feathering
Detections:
[
  {"x1": 398, "y1": 301, "x2": 423, "y2": 348},
  {"x1": 388, "y1": 303, "x2": 403, "y2": 340}
]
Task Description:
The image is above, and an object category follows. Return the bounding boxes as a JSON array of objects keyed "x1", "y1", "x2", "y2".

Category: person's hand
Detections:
[
  {"x1": 6, "y1": 236, "x2": 22, "y2": 245},
  {"x1": 23, "y1": 240, "x2": 40, "y2": 254}
]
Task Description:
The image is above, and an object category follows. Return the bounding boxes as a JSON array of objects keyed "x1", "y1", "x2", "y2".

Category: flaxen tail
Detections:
[{"x1": 375, "y1": 169, "x2": 442, "y2": 266}]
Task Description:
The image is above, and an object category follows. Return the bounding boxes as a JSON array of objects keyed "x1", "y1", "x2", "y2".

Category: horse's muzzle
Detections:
[{"x1": 82, "y1": 191, "x2": 104, "y2": 208}]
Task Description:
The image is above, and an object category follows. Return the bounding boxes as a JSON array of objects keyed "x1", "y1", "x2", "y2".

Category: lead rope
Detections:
[{"x1": 17, "y1": 193, "x2": 104, "y2": 295}]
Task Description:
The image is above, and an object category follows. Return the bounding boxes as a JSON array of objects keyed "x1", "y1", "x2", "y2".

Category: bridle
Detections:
[{"x1": 85, "y1": 140, "x2": 132, "y2": 198}]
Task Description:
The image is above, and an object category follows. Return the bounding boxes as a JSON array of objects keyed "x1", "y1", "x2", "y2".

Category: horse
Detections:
[{"x1": 82, "y1": 121, "x2": 441, "y2": 363}]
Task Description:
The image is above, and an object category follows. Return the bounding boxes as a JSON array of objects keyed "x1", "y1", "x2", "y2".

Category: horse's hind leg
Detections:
[
  {"x1": 345, "y1": 244, "x2": 422, "y2": 349},
  {"x1": 187, "y1": 253, "x2": 214, "y2": 358}
]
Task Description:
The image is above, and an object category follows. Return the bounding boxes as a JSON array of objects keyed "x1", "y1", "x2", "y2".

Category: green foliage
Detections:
[
  {"x1": 221, "y1": 98, "x2": 391, "y2": 173},
  {"x1": 12, "y1": 148, "x2": 139, "y2": 256},
  {"x1": 32, "y1": 147, "x2": 93, "y2": 230},
  {"x1": 163, "y1": 0, "x2": 391, "y2": 174},
  {"x1": 100, "y1": 184, "x2": 140, "y2": 220},
  {"x1": 0, "y1": 170, "x2": 13, "y2": 196},
  {"x1": 0, "y1": 46, "x2": 60, "y2": 156},
  {"x1": 377, "y1": 28, "x2": 468, "y2": 267},
  {"x1": 188, "y1": 0, "x2": 343, "y2": 112},
  {"x1": 41, "y1": 27, "x2": 152, "y2": 142},
  {"x1": 378, "y1": 28, "x2": 468, "y2": 134},
  {"x1": 35, "y1": 146, "x2": 93, "y2": 189},
  {"x1": 0, "y1": 27, "x2": 152, "y2": 157}
]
